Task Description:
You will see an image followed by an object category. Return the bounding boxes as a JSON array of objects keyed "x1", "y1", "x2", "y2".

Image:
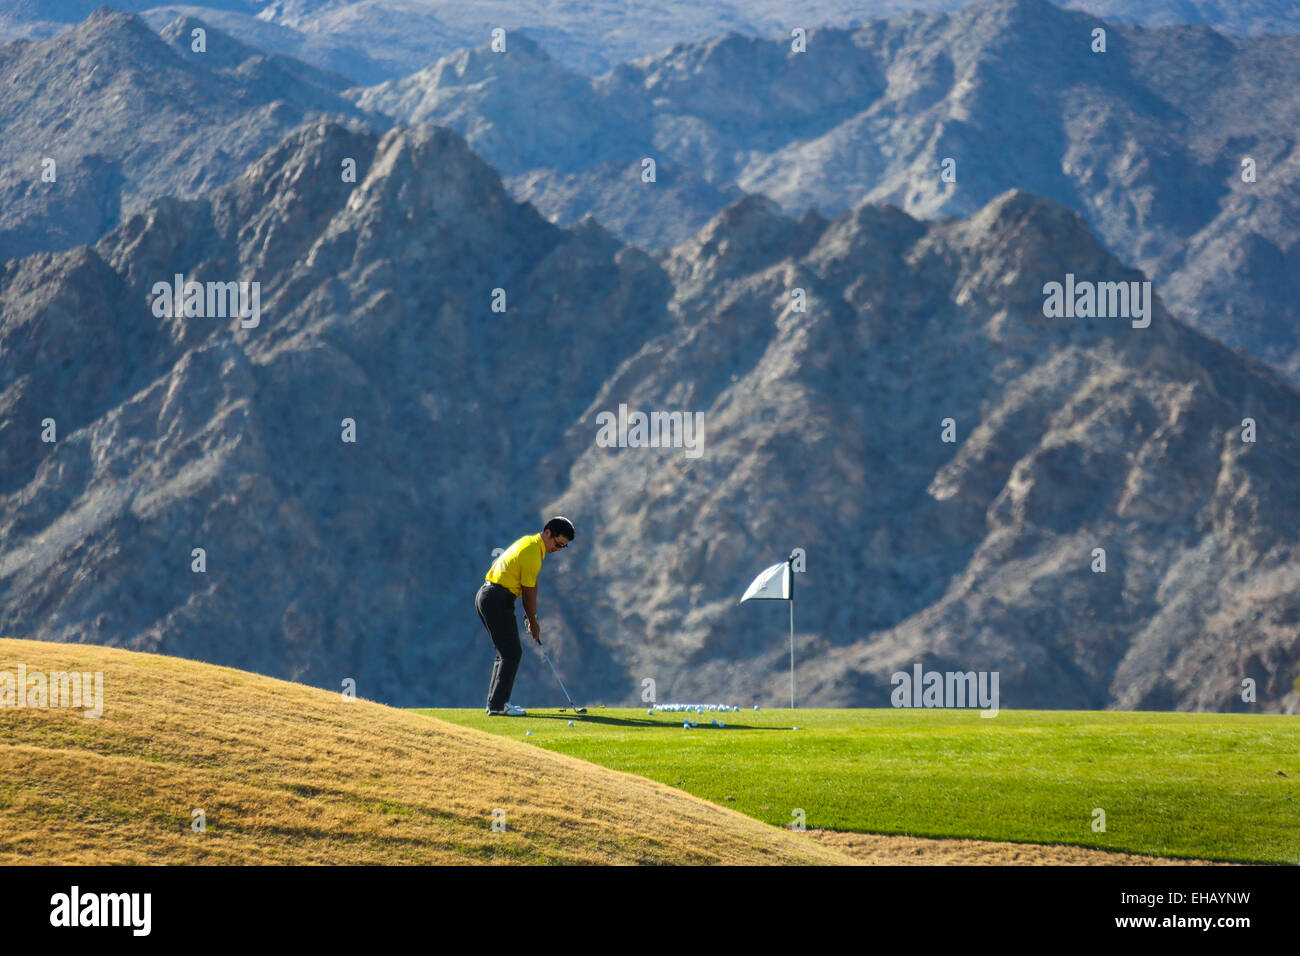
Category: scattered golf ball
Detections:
[
  {"x1": 647, "y1": 708, "x2": 653, "y2": 715},
  {"x1": 718, "y1": 721, "x2": 725, "y2": 727},
  {"x1": 683, "y1": 721, "x2": 690, "y2": 728},
  {"x1": 792, "y1": 726, "x2": 799, "y2": 731},
  {"x1": 526, "y1": 731, "x2": 533, "y2": 736},
  {"x1": 568, "y1": 720, "x2": 574, "y2": 727},
  {"x1": 754, "y1": 705, "x2": 761, "y2": 711}
]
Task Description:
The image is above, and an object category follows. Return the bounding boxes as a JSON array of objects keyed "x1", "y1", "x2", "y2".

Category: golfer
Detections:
[{"x1": 476, "y1": 516, "x2": 574, "y2": 715}]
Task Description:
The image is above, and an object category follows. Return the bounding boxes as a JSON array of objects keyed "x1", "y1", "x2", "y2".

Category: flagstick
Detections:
[{"x1": 739, "y1": 556, "x2": 799, "y2": 710}]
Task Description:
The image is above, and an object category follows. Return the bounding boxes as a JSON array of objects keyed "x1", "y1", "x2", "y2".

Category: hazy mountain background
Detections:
[
  {"x1": 0, "y1": 8, "x2": 384, "y2": 262},
  {"x1": 2, "y1": 118, "x2": 1297, "y2": 712},
  {"x1": 3, "y1": 1, "x2": 1298, "y2": 81},
  {"x1": 349, "y1": 0, "x2": 1300, "y2": 385},
  {"x1": 6, "y1": 3, "x2": 1297, "y2": 386}
]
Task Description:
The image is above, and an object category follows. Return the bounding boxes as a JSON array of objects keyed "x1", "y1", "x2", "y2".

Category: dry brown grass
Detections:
[
  {"x1": 0, "y1": 639, "x2": 852, "y2": 865},
  {"x1": 802, "y1": 830, "x2": 1236, "y2": 865}
]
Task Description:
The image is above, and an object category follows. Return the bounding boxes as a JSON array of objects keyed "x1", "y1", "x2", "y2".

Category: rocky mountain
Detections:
[
  {"x1": 7, "y1": 3, "x2": 1296, "y2": 384},
  {"x1": 0, "y1": 7, "x2": 382, "y2": 262},
  {"x1": 2, "y1": 119, "x2": 1297, "y2": 712},
  {"x1": 1071, "y1": 0, "x2": 1300, "y2": 35},
  {"x1": 5, "y1": 2, "x2": 1297, "y2": 82},
  {"x1": 545, "y1": 190, "x2": 1300, "y2": 713},
  {"x1": 349, "y1": 0, "x2": 1300, "y2": 385},
  {"x1": 0, "y1": 119, "x2": 668, "y2": 708}
]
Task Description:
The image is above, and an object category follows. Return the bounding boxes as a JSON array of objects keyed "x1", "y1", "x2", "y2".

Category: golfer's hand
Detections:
[{"x1": 526, "y1": 618, "x2": 541, "y2": 644}]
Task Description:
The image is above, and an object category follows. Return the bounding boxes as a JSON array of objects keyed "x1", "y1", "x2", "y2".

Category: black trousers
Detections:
[{"x1": 476, "y1": 581, "x2": 521, "y2": 711}]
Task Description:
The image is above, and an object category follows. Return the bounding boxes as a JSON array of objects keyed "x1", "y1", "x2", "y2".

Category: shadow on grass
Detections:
[{"x1": 523, "y1": 711, "x2": 784, "y2": 730}]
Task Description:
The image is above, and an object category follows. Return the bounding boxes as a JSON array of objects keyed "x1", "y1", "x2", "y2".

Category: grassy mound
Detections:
[{"x1": 0, "y1": 640, "x2": 850, "y2": 865}]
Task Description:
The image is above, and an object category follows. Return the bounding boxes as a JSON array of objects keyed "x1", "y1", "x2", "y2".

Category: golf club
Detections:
[{"x1": 539, "y1": 644, "x2": 587, "y2": 715}]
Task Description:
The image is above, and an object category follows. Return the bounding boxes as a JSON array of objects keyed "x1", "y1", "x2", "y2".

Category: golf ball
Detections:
[
  {"x1": 647, "y1": 709, "x2": 653, "y2": 715},
  {"x1": 526, "y1": 731, "x2": 533, "y2": 736},
  {"x1": 568, "y1": 720, "x2": 574, "y2": 727},
  {"x1": 754, "y1": 705, "x2": 761, "y2": 711},
  {"x1": 718, "y1": 721, "x2": 725, "y2": 728},
  {"x1": 792, "y1": 726, "x2": 799, "y2": 731},
  {"x1": 683, "y1": 721, "x2": 690, "y2": 728}
]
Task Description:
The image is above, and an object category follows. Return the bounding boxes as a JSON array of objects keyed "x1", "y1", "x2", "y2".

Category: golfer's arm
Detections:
[{"x1": 521, "y1": 586, "x2": 538, "y2": 625}]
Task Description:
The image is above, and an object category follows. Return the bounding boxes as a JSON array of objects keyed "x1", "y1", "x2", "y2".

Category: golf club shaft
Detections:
[
  {"x1": 541, "y1": 647, "x2": 577, "y2": 708},
  {"x1": 523, "y1": 614, "x2": 584, "y2": 711}
]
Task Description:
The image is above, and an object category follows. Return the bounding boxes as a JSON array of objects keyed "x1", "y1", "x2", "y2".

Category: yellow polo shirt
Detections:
[{"x1": 485, "y1": 533, "x2": 545, "y2": 597}]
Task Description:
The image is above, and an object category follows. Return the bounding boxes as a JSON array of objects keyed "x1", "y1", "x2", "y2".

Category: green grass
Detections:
[{"x1": 415, "y1": 707, "x2": 1300, "y2": 864}]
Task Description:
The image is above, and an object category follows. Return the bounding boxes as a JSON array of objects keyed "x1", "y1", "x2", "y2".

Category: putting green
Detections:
[{"x1": 417, "y1": 707, "x2": 1300, "y2": 864}]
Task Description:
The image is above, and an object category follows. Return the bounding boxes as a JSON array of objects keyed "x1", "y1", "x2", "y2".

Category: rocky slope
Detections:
[
  {"x1": 0, "y1": 119, "x2": 667, "y2": 707},
  {"x1": 2, "y1": 119, "x2": 1296, "y2": 712},
  {"x1": 0, "y1": 7, "x2": 381, "y2": 262},
  {"x1": 545, "y1": 190, "x2": 1300, "y2": 712},
  {"x1": 7, "y1": 3, "x2": 1296, "y2": 387},
  {"x1": 5, "y1": 2, "x2": 1297, "y2": 80},
  {"x1": 349, "y1": 0, "x2": 1300, "y2": 384}
]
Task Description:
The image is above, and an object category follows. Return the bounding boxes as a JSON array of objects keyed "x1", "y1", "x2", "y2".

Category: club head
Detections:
[{"x1": 574, "y1": 706, "x2": 587, "y2": 715}]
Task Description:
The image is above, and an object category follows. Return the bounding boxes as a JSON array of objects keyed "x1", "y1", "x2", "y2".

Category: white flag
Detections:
[{"x1": 739, "y1": 562, "x2": 790, "y2": 602}]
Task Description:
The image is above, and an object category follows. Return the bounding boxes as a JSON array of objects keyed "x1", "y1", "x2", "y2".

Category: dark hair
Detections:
[{"x1": 544, "y1": 516, "x2": 575, "y2": 541}]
